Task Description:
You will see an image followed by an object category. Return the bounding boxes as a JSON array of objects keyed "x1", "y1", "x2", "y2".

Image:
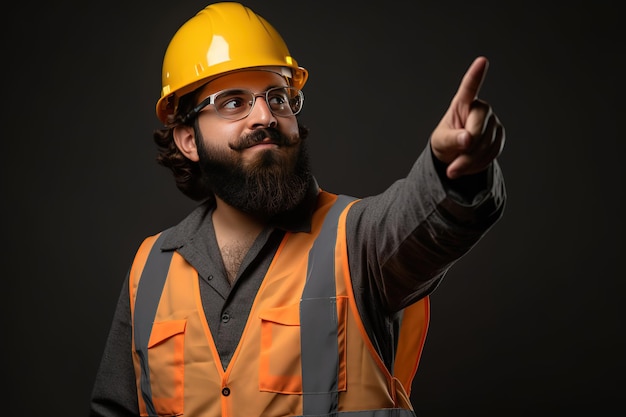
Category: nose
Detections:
[{"x1": 248, "y1": 94, "x2": 277, "y2": 128}]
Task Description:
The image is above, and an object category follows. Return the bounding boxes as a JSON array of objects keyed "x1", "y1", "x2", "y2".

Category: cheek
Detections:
[{"x1": 198, "y1": 121, "x2": 241, "y2": 147}]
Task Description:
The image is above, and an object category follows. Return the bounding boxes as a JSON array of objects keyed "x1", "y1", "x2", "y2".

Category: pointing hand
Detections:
[{"x1": 430, "y1": 56, "x2": 505, "y2": 179}]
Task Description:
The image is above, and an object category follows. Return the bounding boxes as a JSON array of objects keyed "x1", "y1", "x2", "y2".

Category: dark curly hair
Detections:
[{"x1": 152, "y1": 89, "x2": 309, "y2": 201}]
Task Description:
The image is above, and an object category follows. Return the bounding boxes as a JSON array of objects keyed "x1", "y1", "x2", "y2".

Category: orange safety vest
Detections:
[{"x1": 129, "y1": 192, "x2": 430, "y2": 417}]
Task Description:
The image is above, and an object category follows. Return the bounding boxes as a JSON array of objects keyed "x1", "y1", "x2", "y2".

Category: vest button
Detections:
[
  {"x1": 222, "y1": 387, "x2": 231, "y2": 396},
  {"x1": 221, "y1": 313, "x2": 230, "y2": 323}
]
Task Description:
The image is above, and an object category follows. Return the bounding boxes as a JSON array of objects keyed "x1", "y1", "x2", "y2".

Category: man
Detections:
[{"x1": 89, "y1": 2, "x2": 506, "y2": 416}]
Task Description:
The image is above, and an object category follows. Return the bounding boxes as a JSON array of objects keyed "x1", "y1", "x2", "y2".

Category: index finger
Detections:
[{"x1": 454, "y1": 56, "x2": 489, "y2": 105}]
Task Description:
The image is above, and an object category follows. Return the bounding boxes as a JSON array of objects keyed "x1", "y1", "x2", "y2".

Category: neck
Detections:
[{"x1": 212, "y1": 198, "x2": 266, "y2": 284}]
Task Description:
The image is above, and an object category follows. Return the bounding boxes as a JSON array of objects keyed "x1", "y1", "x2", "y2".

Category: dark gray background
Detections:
[{"x1": 3, "y1": 1, "x2": 624, "y2": 415}]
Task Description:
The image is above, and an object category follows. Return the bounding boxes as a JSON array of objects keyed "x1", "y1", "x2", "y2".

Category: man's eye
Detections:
[
  {"x1": 268, "y1": 95, "x2": 287, "y2": 106},
  {"x1": 221, "y1": 96, "x2": 247, "y2": 110}
]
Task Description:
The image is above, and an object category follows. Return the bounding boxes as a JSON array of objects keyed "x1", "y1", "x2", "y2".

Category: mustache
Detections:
[{"x1": 229, "y1": 128, "x2": 299, "y2": 151}]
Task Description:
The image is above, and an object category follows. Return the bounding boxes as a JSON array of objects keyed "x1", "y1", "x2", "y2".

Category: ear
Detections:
[{"x1": 173, "y1": 125, "x2": 200, "y2": 162}]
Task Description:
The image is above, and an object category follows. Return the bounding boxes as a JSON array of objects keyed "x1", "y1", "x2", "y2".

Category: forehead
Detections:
[{"x1": 198, "y1": 69, "x2": 289, "y2": 96}]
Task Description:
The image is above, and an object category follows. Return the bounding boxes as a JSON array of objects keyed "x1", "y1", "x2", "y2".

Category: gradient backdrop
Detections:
[{"x1": 3, "y1": 1, "x2": 624, "y2": 415}]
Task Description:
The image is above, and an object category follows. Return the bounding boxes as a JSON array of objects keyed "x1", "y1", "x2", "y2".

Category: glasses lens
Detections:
[
  {"x1": 213, "y1": 89, "x2": 254, "y2": 120},
  {"x1": 266, "y1": 87, "x2": 303, "y2": 117}
]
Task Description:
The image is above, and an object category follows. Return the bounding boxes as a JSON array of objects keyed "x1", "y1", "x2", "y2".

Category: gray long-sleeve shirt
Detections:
[{"x1": 90, "y1": 145, "x2": 506, "y2": 416}]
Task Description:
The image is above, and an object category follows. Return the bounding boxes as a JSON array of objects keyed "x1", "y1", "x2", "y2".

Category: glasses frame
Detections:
[{"x1": 182, "y1": 86, "x2": 304, "y2": 123}]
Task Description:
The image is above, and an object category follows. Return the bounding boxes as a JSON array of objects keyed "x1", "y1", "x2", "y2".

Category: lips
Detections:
[{"x1": 248, "y1": 138, "x2": 278, "y2": 148}]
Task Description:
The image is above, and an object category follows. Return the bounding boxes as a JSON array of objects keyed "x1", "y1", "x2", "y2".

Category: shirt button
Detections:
[
  {"x1": 221, "y1": 313, "x2": 230, "y2": 323},
  {"x1": 222, "y1": 387, "x2": 231, "y2": 396}
]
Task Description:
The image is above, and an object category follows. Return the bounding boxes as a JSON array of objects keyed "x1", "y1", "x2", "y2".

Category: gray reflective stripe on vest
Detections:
[
  {"x1": 301, "y1": 194, "x2": 356, "y2": 414},
  {"x1": 300, "y1": 195, "x2": 417, "y2": 417},
  {"x1": 133, "y1": 228, "x2": 173, "y2": 417}
]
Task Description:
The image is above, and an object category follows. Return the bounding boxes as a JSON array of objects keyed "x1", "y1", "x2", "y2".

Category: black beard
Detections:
[{"x1": 196, "y1": 128, "x2": 312, "y2": 218}]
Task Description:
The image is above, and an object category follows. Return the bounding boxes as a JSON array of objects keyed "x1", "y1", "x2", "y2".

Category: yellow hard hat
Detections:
[{"x1": 156, "y1": 2, "x2": 308, "y2": 124}]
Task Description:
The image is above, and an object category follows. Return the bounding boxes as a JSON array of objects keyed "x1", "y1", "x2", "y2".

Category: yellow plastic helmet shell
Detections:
[{"x1": 156, "y1": 2, "x2": 308, "y2": 124}]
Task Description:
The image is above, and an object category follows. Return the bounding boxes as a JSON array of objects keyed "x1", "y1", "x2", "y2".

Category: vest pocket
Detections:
[
  {"x1": 144, "y1": 319, "x2": 186, "y2": 416},
  {"x1": 259, "y1": 303, "x2": 302, "y2": 394},
  {"x1": 258, "y1": 297, "x2": 348, "y2": 394}
]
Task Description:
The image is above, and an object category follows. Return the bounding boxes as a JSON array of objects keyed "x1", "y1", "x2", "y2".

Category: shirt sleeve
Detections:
[
  {"x1": 346, "y1": 142, "x2": 506, "y2": 367},
  {"x1": 89, "y1": 271, "x2": 139, "y2": 417}
]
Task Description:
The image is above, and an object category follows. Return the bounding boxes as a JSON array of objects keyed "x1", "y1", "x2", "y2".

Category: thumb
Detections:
[{"x1": 431, "y1": 125, "x2": 471, "y2": 164}]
